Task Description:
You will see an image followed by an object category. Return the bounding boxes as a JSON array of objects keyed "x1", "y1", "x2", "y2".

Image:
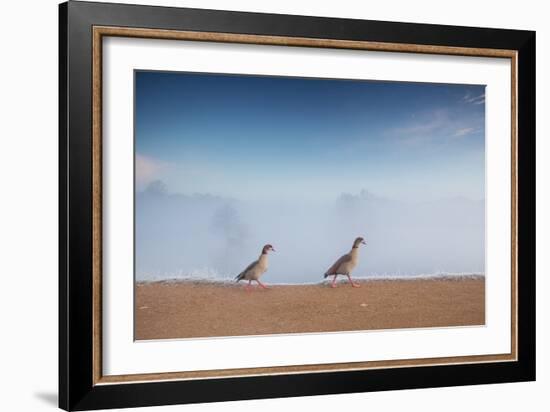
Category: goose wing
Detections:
[
  {"x1": 324, "y1": 253, "x2": 351, "y2": 277},
  {"x1": 235, "y1": 259, "x2": 259, "y2": 281}
]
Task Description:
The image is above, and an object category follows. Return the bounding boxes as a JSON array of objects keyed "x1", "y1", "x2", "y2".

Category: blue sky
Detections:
[{"x1": 135, "y1": 71, "x2": 485, "y2": 202}]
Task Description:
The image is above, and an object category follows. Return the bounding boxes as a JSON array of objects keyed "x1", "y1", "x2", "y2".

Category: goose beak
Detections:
[
  {"x1": 271, "y1": 248, "x2": 276, "y2": 252},
  {"x1": 361, "y1": 241, "x2": 367, "y2": 245}
]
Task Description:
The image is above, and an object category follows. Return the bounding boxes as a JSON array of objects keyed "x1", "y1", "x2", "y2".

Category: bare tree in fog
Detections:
[
  {"x1": 210, "y1": 204, "x2": 249, "y2": 275},
  {"x1": 144, "y1": 179, "x2": 168, "y2": 195}
]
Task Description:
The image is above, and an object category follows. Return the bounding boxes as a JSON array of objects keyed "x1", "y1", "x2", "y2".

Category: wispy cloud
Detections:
[
  {"x1": 386, "y1": 107, "x2": 483, "y2": 147},
  {"x1": 453, "y1": 127, "x2": 476, "y2": 137},
  {"x1": 388, "y1": 109, "x2": 450, "y2": 146},
  {"x1": 463, "y1": 91, "x2": 485, "y2": 105}
]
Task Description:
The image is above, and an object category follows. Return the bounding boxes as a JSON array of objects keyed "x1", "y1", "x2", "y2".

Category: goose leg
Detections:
[
  {"x1": 244, "y1": 280, "x2": 252, "y2": 292},
  {"x1": 331, "y1": 275, "x2": 338, "y2": 288},
  {"x1": 346, "y1": 274, "x2": 361, "y2": 288},
  {"x1": 256, "y1": 279, "x2": 268, "y2": 289}
]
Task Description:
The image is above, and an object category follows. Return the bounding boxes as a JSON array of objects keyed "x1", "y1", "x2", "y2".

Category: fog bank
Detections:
[{"x1": 136, "y1": 184, "x2": 484, "y2": 284}]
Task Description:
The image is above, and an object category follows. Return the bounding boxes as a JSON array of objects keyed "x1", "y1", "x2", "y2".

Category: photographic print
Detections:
[{"x1": 134, "y1": 71, "x2": 486, "y2": 340}]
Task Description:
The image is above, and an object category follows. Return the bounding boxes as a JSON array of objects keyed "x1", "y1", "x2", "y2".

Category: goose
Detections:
[
  {"x1": 235, "y1": 244, "x2": 275, "y2": 291},
  {"x1": 324, "y1": 237, "x2": 366, "y2": 288}
]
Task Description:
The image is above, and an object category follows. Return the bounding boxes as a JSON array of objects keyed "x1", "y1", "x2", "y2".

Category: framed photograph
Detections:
[{"x1": 59, "y1": 1, "x2": 535, "y2": 410}]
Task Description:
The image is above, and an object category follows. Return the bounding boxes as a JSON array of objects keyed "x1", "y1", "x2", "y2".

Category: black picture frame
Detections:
[{"x1": 59, "y1": 1, "x2": 535, "y2": 410}]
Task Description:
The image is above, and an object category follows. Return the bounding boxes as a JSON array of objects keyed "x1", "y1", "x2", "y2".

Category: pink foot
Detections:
[
  {"x1": 257, "y1": 281, "x2": 269, "y2": 290},
  {"x1": 346, "y1": 275, "x2": 360, "y2": 288}
]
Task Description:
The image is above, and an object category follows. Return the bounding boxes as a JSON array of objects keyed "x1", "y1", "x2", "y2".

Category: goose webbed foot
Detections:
[
  {"x1": 346, "y1": 274, "x2": 361, "y2": 287},
  {"x1": 256, "y1": 280, "x2": 269, "y2": 290}
]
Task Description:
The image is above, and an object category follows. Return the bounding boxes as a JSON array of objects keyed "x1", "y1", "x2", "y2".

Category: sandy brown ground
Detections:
[{"x1": 135, "y1": 279, "x2": 484, "y2": 340}]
